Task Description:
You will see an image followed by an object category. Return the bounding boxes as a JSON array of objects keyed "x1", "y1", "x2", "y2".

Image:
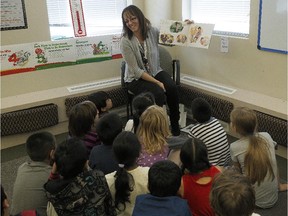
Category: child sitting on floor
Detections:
[
  {"x1": 105, "y1": 131, "x2": 149, "y2": 215},
  {"x1": 132, "y1": 160, "x2": 191, "y2": 216},
  {"x1": 89, "y1": 112, "x2": 123, "y2": 174},
  {"x1": 88, "y1": 91, "x2": 113, "y2": 117},
  {"x1": 189, "y1": 97, "x2": 231, "y2": 166},
  {"x1": 11, "y1": 132, "x2": 55, "y2": 215},
  {"x1": 68, "y1": 100, "x2": 101, "y2": 156},
  {"x1": 210, "y1": 169, "x2": 260, "y2": 216},
  {"x1": 179, "y1": 137, "x2": 222, "y2": 216},
  {"x1": 229, "y1": 107, "x2": 288, "y2": 208},
  {"x1": 124, "y1": 92, "x2": 155, "y2": 133},
  {"x1": 44, "y1": 138, "x2": 116, "y2": 216}
]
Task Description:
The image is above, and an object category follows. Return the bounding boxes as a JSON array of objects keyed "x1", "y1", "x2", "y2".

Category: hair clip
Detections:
[{"x1": 118, "y1": 164, "x2": 125, "y2": 168}]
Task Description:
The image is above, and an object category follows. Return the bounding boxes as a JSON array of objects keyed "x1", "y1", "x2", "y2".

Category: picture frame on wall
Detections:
[{"x1": 1, "y1": 0, "x2": 28, "y2": 31}]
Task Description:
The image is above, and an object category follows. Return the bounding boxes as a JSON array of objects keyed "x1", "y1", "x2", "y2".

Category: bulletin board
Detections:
[
  {"x1": 257, "y1": 0, "x2": 287, "y2": 54},
  {"x1": 0, "y1": 0, "x2": 28, "y2": 31}
]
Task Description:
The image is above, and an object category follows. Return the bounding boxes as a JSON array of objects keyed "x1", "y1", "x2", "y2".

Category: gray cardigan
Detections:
[{"x1": 120, "y1": 27, "x2": 163, "y2": 83}]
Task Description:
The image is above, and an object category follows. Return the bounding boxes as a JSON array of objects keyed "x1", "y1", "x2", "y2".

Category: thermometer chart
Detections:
[{"x1": 69, "y1": 0, "x2": 87, "y2": 37}]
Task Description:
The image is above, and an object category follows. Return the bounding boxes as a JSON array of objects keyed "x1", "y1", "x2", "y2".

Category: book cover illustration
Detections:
[{"x1": 159, "y1": 20, "x2": 215, "y2": 49}]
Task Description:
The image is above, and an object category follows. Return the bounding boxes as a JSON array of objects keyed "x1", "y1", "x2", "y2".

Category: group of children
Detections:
[{"x1": 2, "y1": 90, "x2": 287, "y2": 216}]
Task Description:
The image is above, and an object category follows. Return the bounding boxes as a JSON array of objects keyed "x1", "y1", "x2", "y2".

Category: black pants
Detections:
[{"x1": 127, "y1": 71, "x2": 180, "y2": 135}]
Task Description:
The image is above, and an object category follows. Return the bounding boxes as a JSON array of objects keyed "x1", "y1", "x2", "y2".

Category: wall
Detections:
[
  {"x1": 1, "y1": 0, "x2": 287, "y2": 148},
  {"x1": 169, "y1": 0, "x2": 287, "y2": 102}
]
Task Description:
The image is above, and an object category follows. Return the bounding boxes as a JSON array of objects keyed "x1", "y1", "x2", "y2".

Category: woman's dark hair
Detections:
[
  {"x1": 132, "y1": 92, "x2": 155, "y2": 133},
  {"x1": 112, "y1": 131, "x2": 141, "y2": 211},
  {"x1": 180, "y1": 137, "x2": 211, "y2": 174},
  {"x1": 148, "y1": 160, "x2": 182, "y2": 197},
  {"x1": 121, "y1": 5, "x2": 151, "y2": 40}
]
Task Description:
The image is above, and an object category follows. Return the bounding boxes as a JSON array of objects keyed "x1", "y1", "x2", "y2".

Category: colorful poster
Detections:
[
  {"x1": 111, "y1": 34, "x2": 122, "y2": 59},
  {"x1": 76, "y1": 36, "x2": 112, "y2": 64},
  {"x1": 0, "y1": 43, "x2": 35, "y2": 76},
  {"x1": 159, "y1": 20, "x2": 215, "y2": 49},
  {"x1": 34, "y1": 40, "x2": 76, "y2": 70}
]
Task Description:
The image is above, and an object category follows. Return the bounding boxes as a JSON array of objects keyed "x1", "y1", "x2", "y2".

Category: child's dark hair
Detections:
[
  {"x1": 210, "y1": 169, "x2": 255, "y2": 216},
  {"x1": 68, "y1": 101, "x2": 97, "y2": 137},
  {"x1": 54, "y1": 138, "x2": 87, "y2": 179},
  {"x1": 148, "y1": 160, "x2": 182, "y2": 197},
  {"x1": 112, "y1": 131, "x2": 141, "y2": 211},
  {"x1": 1, "y1": 185, "x2": 7, "y2": 215},
  {"x1": 180, "y1": 137, "x2": 211, "y2": 174},
  {"x1": 88, "y1": 91, "x2": 111, "y2": 115},
  {"x1": 95, "y1": 112, "x2": 123, "y2": 145},
  {"x1": 132, "y1": 92, "x2": 155, "y2": 133},
  {"x1": 26, "y1": 131, "x2": 55, "y2": 162},
  {"x1": 191, "y1": 97, "x2": 212, "y2": 123}
]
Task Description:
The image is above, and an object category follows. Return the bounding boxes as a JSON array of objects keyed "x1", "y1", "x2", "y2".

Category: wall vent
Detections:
[
  {"x1": 67, "y1": 78, "x2": 120, "y2": 93},
  {"x1": 181, "y1": 76, "x2": 236, "y2": 95}
]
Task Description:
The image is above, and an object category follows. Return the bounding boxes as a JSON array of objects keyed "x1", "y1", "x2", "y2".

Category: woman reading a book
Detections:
[{"x1": 120, "y1": 5, "x2": 185, "y2": 136}]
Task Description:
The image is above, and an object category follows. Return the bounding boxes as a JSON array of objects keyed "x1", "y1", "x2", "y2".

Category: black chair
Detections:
[{"x1": 120, "y1": 46, "x2": 181, "y2": 120}]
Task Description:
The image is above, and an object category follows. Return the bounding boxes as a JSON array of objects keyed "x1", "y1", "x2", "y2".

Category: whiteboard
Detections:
[{"x1": 257, "y1": 0, "x2": 288, "y2": 54}]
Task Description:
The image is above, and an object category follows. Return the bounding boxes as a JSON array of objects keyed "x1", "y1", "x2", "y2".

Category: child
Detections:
[
  {"x1": 132, "y1": 160, "x2": 191, "y2": 216},
  {"x1": 68, "y1": 100, "x2": 101, "y2": 156},
  {"x1": 11, "y1": 132, "x2": 55, "y2": 215},
  {"x1": 44, "y1": 138, "x2": 116, "y2": 216},
  {"x1": 229, "y1": 107, "x2": 287, "y2": 208},
  {"x1": 124, "y1": 92, "x2": 155, "y2": 133},
  {"x1": 136, "y1": 105, "x2": 170, "y2": 167},
  {"x1": 89, "y1": 112, "x2": 123, "y2": 174},
  {"x1": 179, "y1": 137, "x2": 222, "y2": 216},
  {"x1": 189, "y1": 97, "x2": 231, "y2": 166},
  {"x1": 88, "y1": 90, "x2": 113, "y2": 117},
  {"x1": 105, "y1": 131, "x2": 149, "y2": 215},
  {"x1": 210, "y1": 169, "x2": 260, "y2": 216}
]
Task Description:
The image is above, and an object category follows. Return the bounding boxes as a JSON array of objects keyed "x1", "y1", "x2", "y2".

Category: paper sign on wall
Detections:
[{"x1": 69, "y1": 0, "x2": 87, "y2": 37}]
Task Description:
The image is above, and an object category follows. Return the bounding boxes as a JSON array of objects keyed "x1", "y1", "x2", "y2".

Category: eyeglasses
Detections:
[{"x1": 124, "y1": 16, "x2": 137, "y2": 25}]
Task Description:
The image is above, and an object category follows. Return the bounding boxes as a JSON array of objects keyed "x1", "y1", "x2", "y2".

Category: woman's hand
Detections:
[
  {"x1": 156, "y1": 81, "x2": 166, "y2": 92},
  {"x1": 184, "y1": 19, "x2": 194, "y2": 25}
]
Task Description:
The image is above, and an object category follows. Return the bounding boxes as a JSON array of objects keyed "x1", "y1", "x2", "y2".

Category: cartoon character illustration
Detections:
[
  {"x1": 8, "y1": 50, "x2": 31, "y2": 66},
  {"x1": 35, "y1": 48, "x2": 48, "y2": 63},
  {"x1": 159, "y1": 34, "x2": 174, "y2": 44},
  {"x1": 190, "y1": 26, "x2": 203, "y2": 43},
  {"x1": 200, "y1": 36, "x2": 210, "y2": 46},
  {"x1": 170, "y1": 22, "x2": 184, "y2": 33},
  {"x1": 92, "y1": 41, "x2": 109, "y2": 55},
  {"x1": 176, "y1": 34, "x2": 187, "y2": 43}
]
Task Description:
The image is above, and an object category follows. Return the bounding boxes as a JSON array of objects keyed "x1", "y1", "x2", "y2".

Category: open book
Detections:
[{"x1": 159, "y1": 19, "x2": 215, "y2": 49}]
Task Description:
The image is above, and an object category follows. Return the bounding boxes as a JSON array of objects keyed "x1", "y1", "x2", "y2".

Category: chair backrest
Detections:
[
  {"x1": 159, "y1": 46, "x2": 173, "y2": 77},
  {"x1": 120, "y1": 61, "x2": 126, "y2": 87}
]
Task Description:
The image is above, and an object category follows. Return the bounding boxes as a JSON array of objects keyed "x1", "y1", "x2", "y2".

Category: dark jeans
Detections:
[{"x1": 127, "y1": 71, "x2": 180, "y2": 134}]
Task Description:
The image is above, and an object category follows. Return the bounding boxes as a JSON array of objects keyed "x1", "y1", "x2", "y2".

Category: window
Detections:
[
  {"x1": 46, "y1": 0, "x2": 127, "y2": 40},
  {"x1": 184, "y1": 0, "x2": 250, "y2": 37}
]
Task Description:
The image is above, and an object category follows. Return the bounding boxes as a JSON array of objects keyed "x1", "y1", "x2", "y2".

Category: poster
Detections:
[
  {"x1": 159, "y1": 20, "x2": 215, "y2": 49},
  {"x1": 34, "y1": 40, "x2": 76, "y2": 70},
  {"x1": 0, "y1": 43, "x2": 35, "y2": 76},
  {"x1": 76, "y1": 36, "x2": 112, "y2": 64},
  {"x1": 111, "y1": 34, "x2": 122, "y2": 59},
  {"x1": 0, "y1": 0, "x2": 28, "y2": 30}
]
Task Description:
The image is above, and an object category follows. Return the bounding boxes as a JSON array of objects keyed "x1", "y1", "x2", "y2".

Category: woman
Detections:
[{"x1": 120, "y1": 5, "x2": 180, "y2": 136}]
